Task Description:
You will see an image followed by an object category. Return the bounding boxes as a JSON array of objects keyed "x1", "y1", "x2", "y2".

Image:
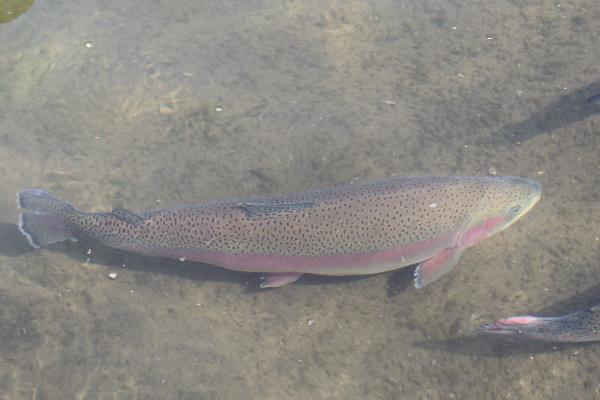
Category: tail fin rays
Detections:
[{"x1": 17, "y1": 189, "x2": 78, "y2": 248}]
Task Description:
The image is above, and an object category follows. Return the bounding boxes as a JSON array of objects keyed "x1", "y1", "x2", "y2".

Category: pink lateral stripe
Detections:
[
  {"x1": 498, "y1": 316, "x2": 541, "y2": 325},
  {"x1": 146, "y1": 231, "x2": 457, "y2": 276}
]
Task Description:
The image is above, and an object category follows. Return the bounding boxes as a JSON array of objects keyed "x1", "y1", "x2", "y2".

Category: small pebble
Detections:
[
  {"x1": 183, "y1": 72, "x2": 194, "y2": 77},
  {"x1": 213, "y1": 105, "x2": 224, "y2": 112},
  {"x1": 383, "y1": 100, "x2": 396, "y2": 106},
  {"x1": 487, "y1": 166, "x2": 497, "y2": 176},
  {"x1": 307, "y1": 319, "x2": 315, "y2": 326},
  {"x1": 158, "y1": 103, "x2": 175, "y2": 115},
  {"x1": 108, "y1": 272, "x2": 118, "y2": 279}
]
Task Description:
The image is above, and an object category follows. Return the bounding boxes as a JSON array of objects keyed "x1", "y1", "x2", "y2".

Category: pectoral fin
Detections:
[
  {"x1": 260, "y1": 272, "x2": 303, "y2": 288},
  {"x1": 414, "y1": 247, "x2": 465, "y2": 288}
]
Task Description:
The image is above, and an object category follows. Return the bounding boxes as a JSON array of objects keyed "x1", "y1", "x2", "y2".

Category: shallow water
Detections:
[{"x1": 1, "y1": 0, "x2": 600, "y2": 398}]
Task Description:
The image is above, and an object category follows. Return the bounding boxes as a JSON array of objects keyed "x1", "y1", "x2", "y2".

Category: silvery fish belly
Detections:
[{"x1": 17, "y1": 176, "x2": 541, "y2": 288}]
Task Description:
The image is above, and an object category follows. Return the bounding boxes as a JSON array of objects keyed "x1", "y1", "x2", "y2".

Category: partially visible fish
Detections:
[
  {"x1": 16, "y1": 176, "x2": 541, "y2": 288},
  {"x1": 481, "y1": 306, "x2": 600, "y2": 342},
  {"x1": 588, "y1": 93, "x2": 600, "y2": 106}
]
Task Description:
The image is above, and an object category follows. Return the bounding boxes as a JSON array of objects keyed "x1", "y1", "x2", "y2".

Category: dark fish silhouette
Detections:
[{"x1": 493, "y1": 82, "x2": 600, "y2": 143}]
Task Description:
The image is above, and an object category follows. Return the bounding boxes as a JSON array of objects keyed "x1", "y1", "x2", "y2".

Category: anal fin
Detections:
[{"x1": 414, "y1": 247, "x2": 465, "y2": 288}]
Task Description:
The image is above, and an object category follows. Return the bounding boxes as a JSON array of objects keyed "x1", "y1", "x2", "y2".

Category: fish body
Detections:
[
  {"x1": 17, "y1": 176, "x2": 541, "y2": 288},
  {"x1": 481, "y1": 306, "x2": 600, "y2": 342}
]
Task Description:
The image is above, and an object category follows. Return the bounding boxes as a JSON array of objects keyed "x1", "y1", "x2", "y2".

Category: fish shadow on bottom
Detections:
[
  {"x1": 488, "y1": 80, "x2": 600, "y2": 145},
  {"x1": 0, "y1": 220, "x2": 251, "y2": 286},
  {"x1": 412, "y1": 333, "x2": 599, "y2": 358},
  {"x1": 0, "y1": 222, "x2": 415, "y2": 295},
  {"x1": 414, "y1": 281, "x2": 600, "y2": 356},
  {"x1": 0, "y1": 222, "x2": 35, "y2": 257}
]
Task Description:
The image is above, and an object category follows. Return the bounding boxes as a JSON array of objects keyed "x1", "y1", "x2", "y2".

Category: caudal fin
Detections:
[{"x1": 17, "y1": 189, "x2": 78, "y2": 248}]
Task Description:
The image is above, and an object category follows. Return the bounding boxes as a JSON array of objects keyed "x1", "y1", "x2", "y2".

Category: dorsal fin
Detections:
[
  {"x1": 237, "y1": 201, "x2": 315, "y2": 218},
  {"x1": 111, "y1": 208, "x2": 146, "y2": 226}
]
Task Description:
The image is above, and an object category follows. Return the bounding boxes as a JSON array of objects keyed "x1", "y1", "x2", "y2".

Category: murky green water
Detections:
[{"x1": 1, "y1": 0, "x2": 600, "y2": 398}]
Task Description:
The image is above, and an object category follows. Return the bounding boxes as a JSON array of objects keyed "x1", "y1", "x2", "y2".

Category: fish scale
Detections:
[
  {"x1": 17, "y1": 176, "x2": 541, "y2": 288},
  {"x1": 128, "y1": 177, "x2": 483, "y2": 255}
]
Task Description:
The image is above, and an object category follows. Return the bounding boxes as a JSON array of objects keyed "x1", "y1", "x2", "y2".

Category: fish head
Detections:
[
  {"x1": 459, "y1": 177, "x2": 541, "y2": 247},
  {"x1": 481, "y1": 310, "x2": 598, "y2": 342},
  {"x1": 480, "y1": 316, "x2": 547, "y2": 341}
]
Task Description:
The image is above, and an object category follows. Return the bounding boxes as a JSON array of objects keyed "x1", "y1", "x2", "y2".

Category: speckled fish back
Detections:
[{"x1": 78, "y1": 176, "x2": 518, "y2": 256}]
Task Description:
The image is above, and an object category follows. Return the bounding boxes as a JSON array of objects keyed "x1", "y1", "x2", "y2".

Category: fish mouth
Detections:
[
  {"x1": 523, "y1": 182, "x2": 541, "y2": 216},
  {"x1": 526, "y1": 179, "x2": 542, "y2": 204}
]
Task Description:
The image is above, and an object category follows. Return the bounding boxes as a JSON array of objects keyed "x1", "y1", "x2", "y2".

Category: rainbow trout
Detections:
[
  {"x1": 17, "y1": 176, "x2": 540, "y2": 288},
  {"x1": 481, "y1": 306, "x2": 600, "y2": 342}
]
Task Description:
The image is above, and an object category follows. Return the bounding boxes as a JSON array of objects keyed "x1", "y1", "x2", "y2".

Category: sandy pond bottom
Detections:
[{"x1": 1, "y1": 0, "x2": 600, "y2": 398}]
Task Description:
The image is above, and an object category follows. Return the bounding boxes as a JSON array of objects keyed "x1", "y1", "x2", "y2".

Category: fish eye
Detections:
[{"x1": 509, "y1": 205, "x2": 522, "y2": 214}]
